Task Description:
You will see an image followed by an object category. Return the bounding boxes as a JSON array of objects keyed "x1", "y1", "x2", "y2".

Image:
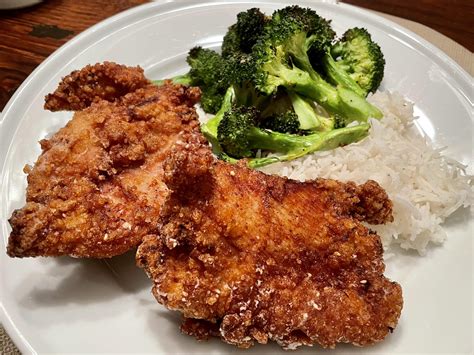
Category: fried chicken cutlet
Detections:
[
  {"x1": 44, "y1": 62, "x2": 150, "y2": 111},
  {"x1": 137, "y1": 133, "x2": 403, "y2": 350},
  {"x1": 8, "y1": 63, "x2": 201, "y2": 258}
]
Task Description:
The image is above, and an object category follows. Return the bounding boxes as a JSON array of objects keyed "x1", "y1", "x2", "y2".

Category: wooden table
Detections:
[{"x1": 0, "y1": 0, "x2": 472, "y2": 111}]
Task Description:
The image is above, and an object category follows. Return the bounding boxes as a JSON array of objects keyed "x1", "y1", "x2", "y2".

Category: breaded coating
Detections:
[
  {"x1": 44, "y1": 62, "x2": 149, "y2": 111},
  {"x1": 8, "y1": 81, "x2": 201, "y2": 258},
  {"x1": 137, "y1": 133, "x2": 402, "y2": 350}
]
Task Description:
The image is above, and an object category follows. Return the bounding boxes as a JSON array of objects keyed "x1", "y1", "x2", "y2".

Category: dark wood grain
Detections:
[
  {"x1": 0, "y1": 0, "x2": 148, "y2": 110},
  {"x1": 0, "y1": 0, "x2": 472, "y2": 111},
  {"x1": 341, "y1": 0, "x2": 474, "y2": 52}
]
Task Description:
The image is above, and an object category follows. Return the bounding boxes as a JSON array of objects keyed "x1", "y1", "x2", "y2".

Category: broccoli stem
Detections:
[
  {"x1": 246, "y1": 123, "x2": 370, "y2": 168},
  {"x1": 245, "y1": 123, "x2": 369, "y2": 154},
  {"x1": 289, "y1": 91, "x2": 333, "y2": 131},
  {"x1": 202, "y1": 87, "x2": 370, "y2": 169},
  {"x1": 291, "y1": 72, "x2": 382, "y2": 122},
  {"x1": 270, "y1": 63, "x2": 381, "y2": 123},
  {"x1": 234, "y1": 83, "x2": 270, "y2": 109},
  {"x1": 245, "y1": 127, "x2": 303, "y2": 152},
  {"x1": 321, "y1": 51, "x2": 366, "y2": 97},
  {"x1": 200, "y1": 87, "x2": 235, "y2": 151},
  {"x1": 152, "y1": 74, "x2": 192, "y2": 86}
]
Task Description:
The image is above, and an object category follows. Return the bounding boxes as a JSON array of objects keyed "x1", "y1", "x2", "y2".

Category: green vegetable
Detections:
[
  {"x1": 200, "y1": 86, "x2": 236, "y2": 152},
  {"x1": 154, "y1": 47, "x2": 230, "y2": 114},
  {"x1": 222, "y1": 8, "x2": 269, "y2": 57},
  {"x1": 261, "y1": 111, "x2": 301, "y2": 134},
  {"x1": 289, "y1": 91, "x2": 334, "y2": 131},
  {"x1": 161, "y1": 6, "x2": 388, "y2": 168},
  {"x1": 152, "y1": 74, "x2": 192, "y2": 86},
  {"x1": 216, "y1": 106, "x2": 370, "y2": 168},
  {"x1": 252, "y1": 6, "x2": 382, "y2": 123},
  {"x1": 325, "y1": 27, "x2": 385, "y2": 96},
  {"x1": 186, "y1": 47, "x2": 230, "y2": 113},
  {"x1": 224, "y1": 52, "x2": 267, "y2": 108}
]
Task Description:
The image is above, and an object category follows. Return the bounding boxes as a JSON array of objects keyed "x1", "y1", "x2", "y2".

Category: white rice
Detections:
[{"x1": 198, "y1": 91, "x2": 473, "y2": 254}]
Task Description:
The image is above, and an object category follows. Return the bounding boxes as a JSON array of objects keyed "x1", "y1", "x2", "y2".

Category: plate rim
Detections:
[{"x1": 0, "y1": 1, "x2": 472, "y2": 353}]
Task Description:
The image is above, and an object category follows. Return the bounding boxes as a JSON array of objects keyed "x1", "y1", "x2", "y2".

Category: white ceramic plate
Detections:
[{"x1": 1, "y1": 1, "x2": 472, "y2": 353}]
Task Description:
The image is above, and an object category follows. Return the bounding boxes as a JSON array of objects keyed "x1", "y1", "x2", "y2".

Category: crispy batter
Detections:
[
  {"x1": 44, "y1": 62, "x2": 150, "y2": 111},
  {"x1": 137, "y1": 133, "x2": 402, "y2": 350},
  {"x1": 8, "y1": 78, "x2": 201, "y2": 258}
]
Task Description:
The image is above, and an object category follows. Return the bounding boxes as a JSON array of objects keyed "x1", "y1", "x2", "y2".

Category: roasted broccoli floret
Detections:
[
  {"x1": 273, "y1": 6, "x2": 335, "y2": 57},
  {"x1": 261, "y1": 111, "x2": 300, "y2": 134},
  {"x1": 258, "y1": 91, "x2": 333, "y2": 133},
  {"x1": 252, "y1": 6, "x2": 382, "y2": 123},
  {"x1": 154, "y1": 47, "x2": 230, "y2": 114},
  {"x1": 217, "y1": 106, "x2": 370, "y2": 167},
  {"x1": 289, "y1": 91, "x2": 334, "y2": 131},
  {"x1": 257, "y1": 89, "x2": 332, "y2": 133},
  {"x1": 326, "y1": 28, "x2": 385, "y2": 96},
  {"x1": 186, "y1": 47, "x2": 230, "y2": 113},
  {"x1": 224, "y1": 52, "x2": 267, "y2": 108},
  {"x1": 222, "y1": 8, "x2": 269, "y2": 57},
  {"x1": 201, "y1": 86, "x2": 235, "y2": 151},
  {"x1": 217, "y1": 106, "x2": 263, "y2": 158},
  {"x1": 161, "y1": 7, "x2": 386, "y2": 169}
]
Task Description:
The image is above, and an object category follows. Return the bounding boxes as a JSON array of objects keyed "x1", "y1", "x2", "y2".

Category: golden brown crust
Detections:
[
  {"x1": 44, "y1": 62, "x2": 150, "y2": 111},
  {"x1": 8, "y1": 81, "x2": 201, "y2": 258},
  {"x1": 137, "y1": 134, "x2": 402, "y2": 350}
]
